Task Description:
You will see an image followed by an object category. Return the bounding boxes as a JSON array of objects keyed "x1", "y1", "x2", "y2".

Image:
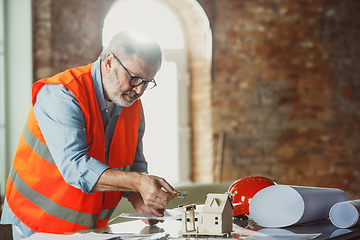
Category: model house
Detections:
[{"x1": 197, "y1": 193, "x2": 234, "y2": 236}]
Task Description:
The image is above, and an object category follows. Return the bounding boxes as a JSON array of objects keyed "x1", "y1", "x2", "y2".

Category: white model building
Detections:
[
  {"x1": 178, "y1": 203, "x2": 197, "y2": 234},
  {"x1": 179, "y1": 193, "x2": 234, "y2": 236}
]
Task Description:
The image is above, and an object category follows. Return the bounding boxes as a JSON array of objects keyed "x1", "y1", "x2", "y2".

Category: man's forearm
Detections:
[{"x1": 92, "y1": 168, "x2": 142, "y2": 192}]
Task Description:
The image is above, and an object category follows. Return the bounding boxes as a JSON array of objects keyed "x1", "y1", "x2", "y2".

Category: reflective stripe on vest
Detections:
[{"x1": 23, "y1": 123, "x2": 55, "y2": 165}]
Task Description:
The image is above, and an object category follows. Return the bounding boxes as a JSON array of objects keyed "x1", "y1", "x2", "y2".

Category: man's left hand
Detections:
[{"x1": 128, "y1": 192, "x2": 165, "y2": 225}]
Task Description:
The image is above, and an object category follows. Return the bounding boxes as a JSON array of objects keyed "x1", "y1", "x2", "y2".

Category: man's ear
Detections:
[{"x1": 104, "y1": 53, "x2": 114, "y2": 73}]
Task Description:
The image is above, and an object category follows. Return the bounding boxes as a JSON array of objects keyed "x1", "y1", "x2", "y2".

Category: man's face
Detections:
[{"x1": 103, "y1": 54, "x2": 159, "y2": 107}]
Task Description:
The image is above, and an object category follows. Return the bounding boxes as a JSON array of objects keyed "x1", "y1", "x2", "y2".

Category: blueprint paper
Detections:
[
  {"x1": 249, "y1": 185, "x2": 348, "y2": 227},
  {"x1": 329, "y1": 199, "x2": 360, "y2": 228}
]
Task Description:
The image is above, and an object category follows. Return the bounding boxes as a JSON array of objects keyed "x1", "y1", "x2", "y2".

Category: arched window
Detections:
[{"x1": 103, "y1": 0, "x2": 190, "y2": 183}]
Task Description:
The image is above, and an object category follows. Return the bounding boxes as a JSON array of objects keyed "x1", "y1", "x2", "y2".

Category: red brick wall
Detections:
[
  {"x1": 32, "y1": 0, "x2": 114, "y2": 80},
  {"x1": 198, "y1": 0, "x2": 360, "y2": 199}
]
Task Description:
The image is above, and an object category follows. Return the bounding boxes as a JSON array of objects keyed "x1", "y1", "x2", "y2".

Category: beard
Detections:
[
  {"x1": 117, "y1": 90, "x2": 141, "y2": 107},
  {"x1": 104, "y1": 68, "x2": 141, "y2": 107}
]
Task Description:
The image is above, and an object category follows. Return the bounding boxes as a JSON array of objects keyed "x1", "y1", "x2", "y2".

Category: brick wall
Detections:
[
  {"x1": 199, "y1": 0, "x2": 360, "y2": 199},
  {"x1": 32, "y1": 0, "x2": 114, "y2": 80},
  {"x1": 31, "y1": 0, "x2": 360, "y2": 199}
]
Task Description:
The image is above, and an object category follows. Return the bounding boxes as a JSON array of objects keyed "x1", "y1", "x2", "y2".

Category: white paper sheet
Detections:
[
  {"x1": 110, "y1": 207, "x2": 203, "y2": 223},
  {"x1": 249, "y1": 185, "x2": 348, "y2": 227},
  {"x1": 24, "y1": 232, "x2": 170, "y2": 240},
  {"x1": 24, "y1": 232, "x2": 124, "y2": 240},
  {"x1": 115, "y1": 209, "x2": 183, "y2": 221},
  {"x1": 329, "y1": 199, "x2": 360, "y2": 228}
]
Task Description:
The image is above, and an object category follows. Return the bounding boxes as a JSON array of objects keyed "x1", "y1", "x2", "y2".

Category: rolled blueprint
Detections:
[
  {"x1": 249, "y1": 185, "x2": 348, "y2": 227},
  {"x1": 329, "y1": 200, "x2": 360, "y2": 228}
]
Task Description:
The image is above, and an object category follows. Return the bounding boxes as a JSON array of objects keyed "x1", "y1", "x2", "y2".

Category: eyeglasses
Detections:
[{"x1": 112, "y1": 53, "x2": 157, "y2": 91}]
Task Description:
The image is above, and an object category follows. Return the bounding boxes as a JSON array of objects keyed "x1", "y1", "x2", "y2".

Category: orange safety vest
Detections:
[{"x1": 5, "y1": 63, "x2": 143, "y2": 233}]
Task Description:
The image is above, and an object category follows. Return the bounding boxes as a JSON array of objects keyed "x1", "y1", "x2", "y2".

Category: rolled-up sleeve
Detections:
[{"x1": 34, "y1": 84, "x2": 109, "y2": 194}]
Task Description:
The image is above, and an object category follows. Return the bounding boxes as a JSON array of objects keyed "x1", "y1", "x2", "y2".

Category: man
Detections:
[{"x1": 0, "y1": 30, "x2": 177, "y2": 238}]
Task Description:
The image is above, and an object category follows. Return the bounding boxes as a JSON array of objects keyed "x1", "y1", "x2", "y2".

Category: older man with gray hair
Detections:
[{"x1": 1, "y1": 30, "x2": 177, "y2": 239}]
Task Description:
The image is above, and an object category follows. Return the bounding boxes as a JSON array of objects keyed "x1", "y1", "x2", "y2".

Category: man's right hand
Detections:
[
  {"x1": 135, "y1": 174, "x2": 177, "y2": 210},
  {"x1": 93, "y1": 169, "x2": 177, "y2": 210}
]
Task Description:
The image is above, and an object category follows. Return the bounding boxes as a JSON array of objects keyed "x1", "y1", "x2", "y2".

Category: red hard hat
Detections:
[{"x1": 228, "y1": 176, "x2": 276, "y2": 217}]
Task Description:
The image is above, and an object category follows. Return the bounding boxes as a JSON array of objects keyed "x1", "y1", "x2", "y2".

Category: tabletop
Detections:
[
  {"x1": 83, "y1": 217, "x2": 360, "y2": 240},
  {"x1": 2, "y1": 217, "x2": 360, "y2": 239}
]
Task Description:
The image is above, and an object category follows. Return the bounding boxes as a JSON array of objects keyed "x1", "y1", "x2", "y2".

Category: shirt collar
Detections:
[{"x1": 91, "y1": 59, "x2": 122, "y2": 115}]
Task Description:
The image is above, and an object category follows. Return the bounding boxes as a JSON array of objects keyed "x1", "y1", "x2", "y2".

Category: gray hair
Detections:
[{"x1": 100, "y1": 30, "x2": 163, "y2": 68}]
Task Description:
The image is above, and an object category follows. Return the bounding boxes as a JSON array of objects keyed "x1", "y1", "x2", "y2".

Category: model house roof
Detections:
[{"x1": 202, "y1": 193, "x2": 234, "y2": 213}]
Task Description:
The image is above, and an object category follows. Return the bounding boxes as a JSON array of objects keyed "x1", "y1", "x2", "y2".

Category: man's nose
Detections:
[{"x1": 133, "y1": 84, "x2": 145, "y2": 94}]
